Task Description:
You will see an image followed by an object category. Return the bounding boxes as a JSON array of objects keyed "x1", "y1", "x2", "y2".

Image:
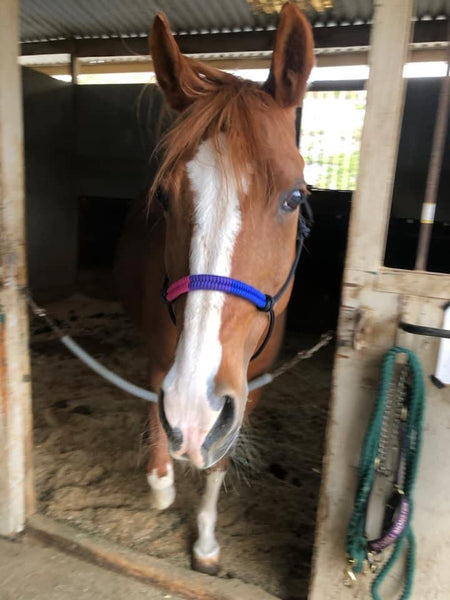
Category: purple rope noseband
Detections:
[
  {"x1": 166, "y1": 275, "x2": 271, "y2": 311},
  {"x1": 162, "y1": 274, "x2": 275, "y2": 360}
]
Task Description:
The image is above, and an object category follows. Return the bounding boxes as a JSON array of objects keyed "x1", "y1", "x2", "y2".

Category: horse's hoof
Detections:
[{"x1": 192, "y1": 547, "x2": 221, "y2": 575}]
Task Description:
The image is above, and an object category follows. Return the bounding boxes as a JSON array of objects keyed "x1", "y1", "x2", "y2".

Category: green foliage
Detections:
[
  {"x1": 300, "y1": 90, "x2": 366, "y2": 191},
  {"x1": 303, "y1": 150, "x2": 360, "y2": 190}
]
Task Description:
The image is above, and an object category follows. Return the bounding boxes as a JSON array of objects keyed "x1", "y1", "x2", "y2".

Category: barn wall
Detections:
[
  {"x1": 75, "y1": 83, "x2": 165, "y2": 200},
  {"x1": 22, "y1": 75, "x2": 167, "y2": 295},
  {"x1": 22, "y1": 67, "x2": 78, "y2": 293}
]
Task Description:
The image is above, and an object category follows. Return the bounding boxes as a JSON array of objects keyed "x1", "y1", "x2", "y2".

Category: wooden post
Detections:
[
  {"x1": 0, "y1": 0, "x2": 35, "y2": 535},
  {"x1": 309, "y1": 1, "x2": 415, "y2": 598},
  {"x1": 345, "y1": 0, "x2": 414, "y2": 274}
]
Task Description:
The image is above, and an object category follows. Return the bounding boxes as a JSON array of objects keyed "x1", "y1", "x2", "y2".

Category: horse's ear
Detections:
[
  {"x1": 150, "y1": 12, "x2": 206, "y2": 111},
  {"x1": 263, "y1": 3, "x2": 314, "y2": 108}
]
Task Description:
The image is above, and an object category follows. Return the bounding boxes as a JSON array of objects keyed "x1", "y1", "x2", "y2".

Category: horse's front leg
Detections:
[
  {"x1": 192, "y1": 460, "x2": 227, "y2": 575},
  {"x1": 147, "y1": 402, "x2": 175, "y2": 510},
  {"x1": 191, "y1": 382, "x2": 265, "y2": 574}
]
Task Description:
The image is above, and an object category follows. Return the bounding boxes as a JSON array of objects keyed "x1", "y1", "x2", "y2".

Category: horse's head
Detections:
[{"x1": 151, "y1": 3, "x2": 314, "y2": 469}]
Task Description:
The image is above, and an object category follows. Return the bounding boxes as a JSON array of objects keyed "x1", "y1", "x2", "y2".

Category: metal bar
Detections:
[
  {"x1": 399, "y1": 321, "x2": 450, "y2": 338},
  {"x1": 414, "y1": 21, "x2": 450, "y2": 271}
]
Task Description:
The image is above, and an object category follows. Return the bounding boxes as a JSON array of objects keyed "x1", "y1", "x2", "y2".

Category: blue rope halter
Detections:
[{"x1": 161, "y1": 194, "x2": 313, "y2": 360}]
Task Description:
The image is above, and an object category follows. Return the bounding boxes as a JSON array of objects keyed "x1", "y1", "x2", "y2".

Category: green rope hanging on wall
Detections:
[{"x1": 345, "y1": 346, "x2": 425, "y2": 599}]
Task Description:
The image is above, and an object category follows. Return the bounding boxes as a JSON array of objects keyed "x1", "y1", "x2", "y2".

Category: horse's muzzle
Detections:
[{"x1": 158, "y1": 391, "x2": 238, "y2": 468}]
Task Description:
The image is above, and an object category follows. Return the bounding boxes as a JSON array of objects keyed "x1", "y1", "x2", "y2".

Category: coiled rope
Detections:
[{"x1": 345, "y1": 346, "x2": 425, "y2": 599}]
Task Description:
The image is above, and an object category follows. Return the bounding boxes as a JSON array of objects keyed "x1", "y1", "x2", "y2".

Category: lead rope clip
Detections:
[
  {"x1": 343, "y1": 559, "x2": 357, "y2": 587},
  {"x1": 365, "y1": 551, "x2": 382, "y2": 574},
  {"x1": 343, "y1": 559, "x2": 365, "y2": 599}
]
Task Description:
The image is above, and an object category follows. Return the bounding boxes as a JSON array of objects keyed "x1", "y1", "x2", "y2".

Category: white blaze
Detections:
[{"x1": 162, "y1": 136, "x2": 243, "y2": 436}]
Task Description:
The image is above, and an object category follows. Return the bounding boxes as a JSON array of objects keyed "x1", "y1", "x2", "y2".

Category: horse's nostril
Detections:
[
  {"x1": 218, "y1": 395, "x2": 235, "y2": 434},
  {"x1": 202, "y1": 395, "x2": 236, "y2": 454},
  {"x1": 158, "y1": 390, "x2": 184, "y2": 451}
]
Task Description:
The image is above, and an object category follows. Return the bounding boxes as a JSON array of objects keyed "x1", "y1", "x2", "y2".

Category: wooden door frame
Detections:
[
  {"x1": 0, "y1": 0, "x2": 34, "y2": 536},
  {"x1": 310, "y1": 1, "x2": 450, "y2": 598}
]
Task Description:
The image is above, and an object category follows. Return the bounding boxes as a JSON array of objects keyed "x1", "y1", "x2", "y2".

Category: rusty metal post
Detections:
[
  {"x1": 415, "y1": 23, "x2": 450, "y2": 271},
  {"x1": 0, "y1": 0, "x2": 35, "y2": 535}
]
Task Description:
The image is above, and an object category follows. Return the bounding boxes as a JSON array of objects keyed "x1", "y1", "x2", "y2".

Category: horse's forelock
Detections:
[{"x1": 150, "y1": 77, "x2": 278, "y2": 206}]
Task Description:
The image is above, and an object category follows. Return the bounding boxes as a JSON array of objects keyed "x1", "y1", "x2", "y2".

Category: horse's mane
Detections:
[{"x1": 150, "y1": 60, "x2": 279, "y2": 203}]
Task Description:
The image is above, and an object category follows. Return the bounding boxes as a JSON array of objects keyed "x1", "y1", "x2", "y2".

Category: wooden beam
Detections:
[
  {"x1": 28, "y1": 515, "x2": 278, "y2": 600},
  {"x1": 376, "y1": 267, "x2": 450, "y2": 299},
  {"x1": 0, "y1": 0, "x2": 34, "y2": 535},
  {"x1": 20, "y1": 20, "x2": 447, "y2": 58},
  {"x1": 24, "y1": 44, "x2": 447, "y2": 81}
]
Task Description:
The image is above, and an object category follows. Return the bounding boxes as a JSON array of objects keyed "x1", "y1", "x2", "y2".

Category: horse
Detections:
[{"x1": 116, "y1": 2, "x2": 314, "y2": 575}]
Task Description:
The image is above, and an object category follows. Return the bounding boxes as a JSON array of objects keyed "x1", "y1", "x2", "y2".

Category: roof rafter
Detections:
[{"x1": 21, "y1": 20, "x2": 448, "y2": 57}]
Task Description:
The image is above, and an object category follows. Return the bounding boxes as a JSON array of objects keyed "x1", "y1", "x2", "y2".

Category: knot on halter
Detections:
[{"x1": 260, "y1": 294, "x2": 275, "y2": 313}]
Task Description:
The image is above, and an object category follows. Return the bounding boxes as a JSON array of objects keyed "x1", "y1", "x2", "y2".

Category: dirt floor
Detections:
[
  {"x1": 31, "y1": 294, "x2": 333, "y2": 600},
  {"x1": 0, "y1": 535, "x2": 182, "y2": 600}
]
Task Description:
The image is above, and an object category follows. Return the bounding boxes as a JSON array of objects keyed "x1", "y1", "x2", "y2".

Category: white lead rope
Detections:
[
  {"x1": 62, "y1": 336, "x2": 273, "y2": 401},
  {"x1": 26, "y1": 291, "x2": 333, "y2": 403},
  {"x1": 60, "y1": 335, "x2": 159, "y2": 403}
]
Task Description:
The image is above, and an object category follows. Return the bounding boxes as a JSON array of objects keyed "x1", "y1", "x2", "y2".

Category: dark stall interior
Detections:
[{"x1": 384, "y1": 78, "x2": 450, "y2": 274}]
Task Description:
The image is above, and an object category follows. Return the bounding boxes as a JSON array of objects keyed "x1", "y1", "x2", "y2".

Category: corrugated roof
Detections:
[{"x1": 20, "y1": 0, "x2": 449, "y2": 43}]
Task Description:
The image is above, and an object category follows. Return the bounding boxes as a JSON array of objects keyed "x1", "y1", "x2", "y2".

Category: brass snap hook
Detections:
[{"x1": 343, "y1": 559, "x2": 357, "y2": 587}]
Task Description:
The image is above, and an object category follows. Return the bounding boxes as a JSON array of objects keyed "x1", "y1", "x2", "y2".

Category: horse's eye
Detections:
[{"x1": 281, "y1": 189, "x2": 305, "y2": 212}]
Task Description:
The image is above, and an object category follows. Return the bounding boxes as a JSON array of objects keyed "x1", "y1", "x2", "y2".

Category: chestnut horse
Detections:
[{"x1": 116, "y1": 3, "x2": 314, "y2": 574}]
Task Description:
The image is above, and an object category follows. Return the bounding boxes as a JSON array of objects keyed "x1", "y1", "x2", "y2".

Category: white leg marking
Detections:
[
  {"x1": 194, "y1": 470, "x2": 226, "y2": 561},
  {"x1": 163, "y1": 136, "x2": 245, "y2": 437},
  {"x1": 147, "y1": 463, "x2": 175, "y2": 510}
]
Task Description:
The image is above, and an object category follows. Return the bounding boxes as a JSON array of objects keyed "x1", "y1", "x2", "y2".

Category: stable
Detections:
[{"x1": 1, "y1": 1, "x2": 449, "y2": 599}]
